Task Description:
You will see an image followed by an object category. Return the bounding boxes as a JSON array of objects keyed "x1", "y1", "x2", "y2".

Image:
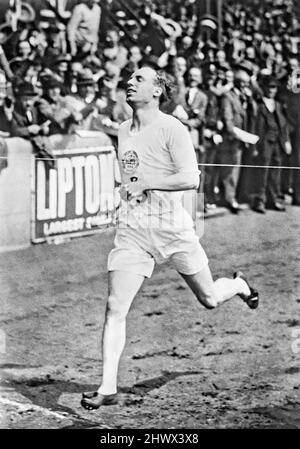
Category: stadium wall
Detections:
[
  {"x1": 0, "y1": 138, "x2": 32, "y2": 252},
  {"x1": 0, "y1": 132, "x2": 115, "y2": 253}
]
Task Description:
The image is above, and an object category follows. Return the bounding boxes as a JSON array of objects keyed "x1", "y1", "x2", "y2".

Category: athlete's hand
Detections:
[
  {"x1": 128, "y1": 180, "x2": 145, "y2": 197},
  {"x1": 120, "y1": 180, "x2": 148, "y2": 202}
]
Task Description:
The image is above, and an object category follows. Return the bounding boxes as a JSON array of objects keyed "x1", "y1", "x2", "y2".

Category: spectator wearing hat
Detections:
[
  {"x1": 102, "y1": 28, "x2": 128, "y2": 71},
  {"x1": 65, "y1": 61, "x2": 84, "y2": 95},
  {"x1": 21, "y1": 58, "x2": 43, "y2": 88},
  {"x1": 37, "y1": 78, "x2": 82, "y2": 135},
  {"x1": 234, "y1": 61, "x2": 259, "y2": 204},
  {"x1": 51, "y1": 54, "x2": 71, "y2": 85},
  {"x1": 251, "y1": 75, "x2": 291, "y2": 213},
  {"x1": 217, "y1": 67, "x2": 252, "y2": 213},
  {"x1": 120, "y1": 46, "x2": 143, "y2": 87},
  {"x1": 166, "y1": 55, "x2": 188, "y2": 107},
  {"x1": 11, "y1": 81, "x2": 49, "y2": 138},
  {"x1": 64, "y1": 68, "x2": 107, "y2": 131},
  {"x1": 43, "y1": 23, "x2": 67, "y2": 63},
  {"x1": 15, "y1": 39, "x2": 34, "y2": 60},
  {"x1": 67, "y1": 0, "x2": 101, "y2": 57},
  {"x1": 215, "y1": 50, "x2": 228, "y2": 67},
  {"x1": 211, "y1": 64, "x2": 234, "y2": 97},
  {"x1": 64, "y1": 69, "x2": 95, "y2": 130},
  {"x1": 201, "y1": 71, "x2": 223, "y2": 209},
  {"x1": 9, "y1": 40, "x2": 37, "y2": 79}
]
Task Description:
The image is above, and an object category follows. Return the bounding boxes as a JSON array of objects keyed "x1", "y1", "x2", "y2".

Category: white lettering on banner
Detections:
[
  {"x1": 72, "y1": 156, "x2": 85, "y2": 216},
  {"x1": 43, "y1": 218, "x2": 85, "y2": 236},
  {"x1": 86, "y1": 215, "x2": 111, "y2": 229},
  {"x1": 37, "y1": 162, "x2": 57, "y2": 220},
  {"x1": 85, "y1": 155, "x2": 100, "y2": 214},
  {"x1": 35, "y1": 151, "x2": 119, "y2": 241},
  {"x1": 57, "y1": 158, "x2": 73, "y2": 218}
]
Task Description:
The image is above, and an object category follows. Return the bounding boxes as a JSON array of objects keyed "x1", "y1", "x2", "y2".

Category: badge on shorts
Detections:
[{"x1": 121, "y1": 150, "x2": 139, "y2": 174}]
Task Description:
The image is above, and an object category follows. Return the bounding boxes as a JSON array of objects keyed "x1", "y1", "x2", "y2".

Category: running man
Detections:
[{"x1": 81, "y1": 67, "x2": 259, "y2": 410}]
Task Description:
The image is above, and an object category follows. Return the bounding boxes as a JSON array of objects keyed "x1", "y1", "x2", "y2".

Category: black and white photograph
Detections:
[{"x1": 0, "y1": 0, "x2": 299, "y2": 432}]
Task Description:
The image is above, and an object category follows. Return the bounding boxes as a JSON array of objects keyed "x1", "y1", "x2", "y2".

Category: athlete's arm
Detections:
[
  {"x1": 126, "y1": 118, "x2": 200, "y2": 196},
  {"x1": 125, "y1": 170, "x2": 199, "y2": 198},
  {"x1": 145, "y1": 171, "x2": 199, "y2": 191}
]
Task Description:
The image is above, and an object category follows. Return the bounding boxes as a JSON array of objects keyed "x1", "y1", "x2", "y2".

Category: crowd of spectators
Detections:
[{"x1": 0, "y1": 0, "x2": 300, "y2": 213}]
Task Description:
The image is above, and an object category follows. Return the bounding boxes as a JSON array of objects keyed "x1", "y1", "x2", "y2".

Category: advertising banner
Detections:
[{"x1": 32, "y1": 146, "x2": 121, "y2": 243}]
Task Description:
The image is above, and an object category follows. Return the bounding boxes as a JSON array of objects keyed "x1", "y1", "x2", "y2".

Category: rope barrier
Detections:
[
  {"x1": 1, "y1": 156, "x2": 299, "y2": 170},
  {"x1": 197, "y1": 163, "x2": 300, "y2": 170}
]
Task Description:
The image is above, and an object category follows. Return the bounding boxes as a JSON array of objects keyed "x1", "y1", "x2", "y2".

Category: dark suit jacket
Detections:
[
  {"x1": 183, "y1": 88, "x2": 208, "y2": 128},
  {"x1": 11, "y1": 106, "x2": 40, "y2": 138},
  {"x1": 255, "y1": 100, "x2": 289, "y2": 155},
  {"x1": 0, "y1": 108, "x2": 12, "y2": 134},
  {"x1": 180, "y1": 88, "x2": 208, "y2": 147},
  {"x1": 221, "y1": 88, "x2": 246, "y2": 139},
  {"x1": 202, "y1": 88, "x2": 219, "y2": 130}
]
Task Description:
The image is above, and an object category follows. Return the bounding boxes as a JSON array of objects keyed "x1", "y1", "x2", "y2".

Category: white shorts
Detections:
[{"x1": 107, "y1": 225, "x2": 208, "y2": 278}]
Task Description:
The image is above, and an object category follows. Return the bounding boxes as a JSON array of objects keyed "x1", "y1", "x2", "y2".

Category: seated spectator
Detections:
[
  {"x1": 216, "y1": 49, "x2": 228, "y2": 66},
  {"x1": 101, "y1": 62, "x2": 121, "y2": 100},
  {"x1": 9, "y1": 39, "x2": 37, "y2": 78},
  {"x1": 112, "y1": 82, "x2": 132, "y2": 124},
  {"x1": 11, "y1": 81, "x2": 49, "y2": 138},
  {"x1": 15, "y1": 39, "x2": 35, "y2": 60},
  {"x1": 65, "y1": 60, "x2": 84, "y2": 94},
  {"x1": 22, "y1": 58, "x2": 43, "y2": 88},
  {"x1": 167, "y1": 55, "x2": 188, "y2": 107},
  {"x1": 41, "y1": 54, "x2": 71, "y2": 95},
  {"x1": 51, "y1": 53, "x2": 71, "y2": 83},
  {"x1": 67, "y1": 0, "x2": 101, "y2": 57},
  {"x1": 43, "y1": 23, "x2": 67, "y2": 63},
  {"x1": 36, "y1": 78, "x2": 82, "y2": 135},
  {"x1": 64, "y1": 69, "x2": 101, "y2": 130},
  {"x1": 102, "y1": 28, "x2": 128, "y2": 71},
  {"x1": 120, "y1": 45, "x2": 143, "y2": 86},
  {"x1": 91, "y1": 79, "x2": 120, "y2": 138},
  {"x1": 27, "y1": 26, "x2": 49, "y2": 59}
]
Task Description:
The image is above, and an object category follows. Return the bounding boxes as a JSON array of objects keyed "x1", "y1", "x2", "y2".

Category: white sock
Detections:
[
  {"x1": 97, "y1": 386, "x2": 117, "y2": 396},
  {"x1": 235, "y1": 277, "x2": 251, "y2": 297}
]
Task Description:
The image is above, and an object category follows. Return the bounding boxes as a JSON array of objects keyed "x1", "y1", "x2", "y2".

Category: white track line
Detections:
[{"x1": 0, "y1": 397, "x2": 70, "y2": 421}]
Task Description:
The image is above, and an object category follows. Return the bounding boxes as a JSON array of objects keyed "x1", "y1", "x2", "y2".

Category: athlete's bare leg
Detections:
[
  {"x1": 81, "y1": 270, "x2": 145, "y2": 409},
  {"x1": 180, "y1": 264, "x2": 251, "y2": 309},
  {"x1": 96, "y1": 270, "x2": 145, "y2": 395}
]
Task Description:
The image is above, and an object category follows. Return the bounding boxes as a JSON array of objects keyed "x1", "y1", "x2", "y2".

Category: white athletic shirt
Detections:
[{"x1": 117, "y1": 111, "x2": 199, "y2": 229}]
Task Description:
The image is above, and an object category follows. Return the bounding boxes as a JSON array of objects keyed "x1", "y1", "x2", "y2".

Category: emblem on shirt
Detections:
[{"x1": 121, "y1": 150, "x2": 139, "y2": 174}]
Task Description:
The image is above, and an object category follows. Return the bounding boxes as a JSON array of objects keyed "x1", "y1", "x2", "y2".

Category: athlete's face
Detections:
[{"x1": 126, "y1": 67, "x2": 160, "y2": 106}]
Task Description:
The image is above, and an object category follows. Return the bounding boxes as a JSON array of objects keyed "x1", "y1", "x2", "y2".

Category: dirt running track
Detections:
[{"x1": 0, "y1": 207, "x2": 300, "y2": 429}]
